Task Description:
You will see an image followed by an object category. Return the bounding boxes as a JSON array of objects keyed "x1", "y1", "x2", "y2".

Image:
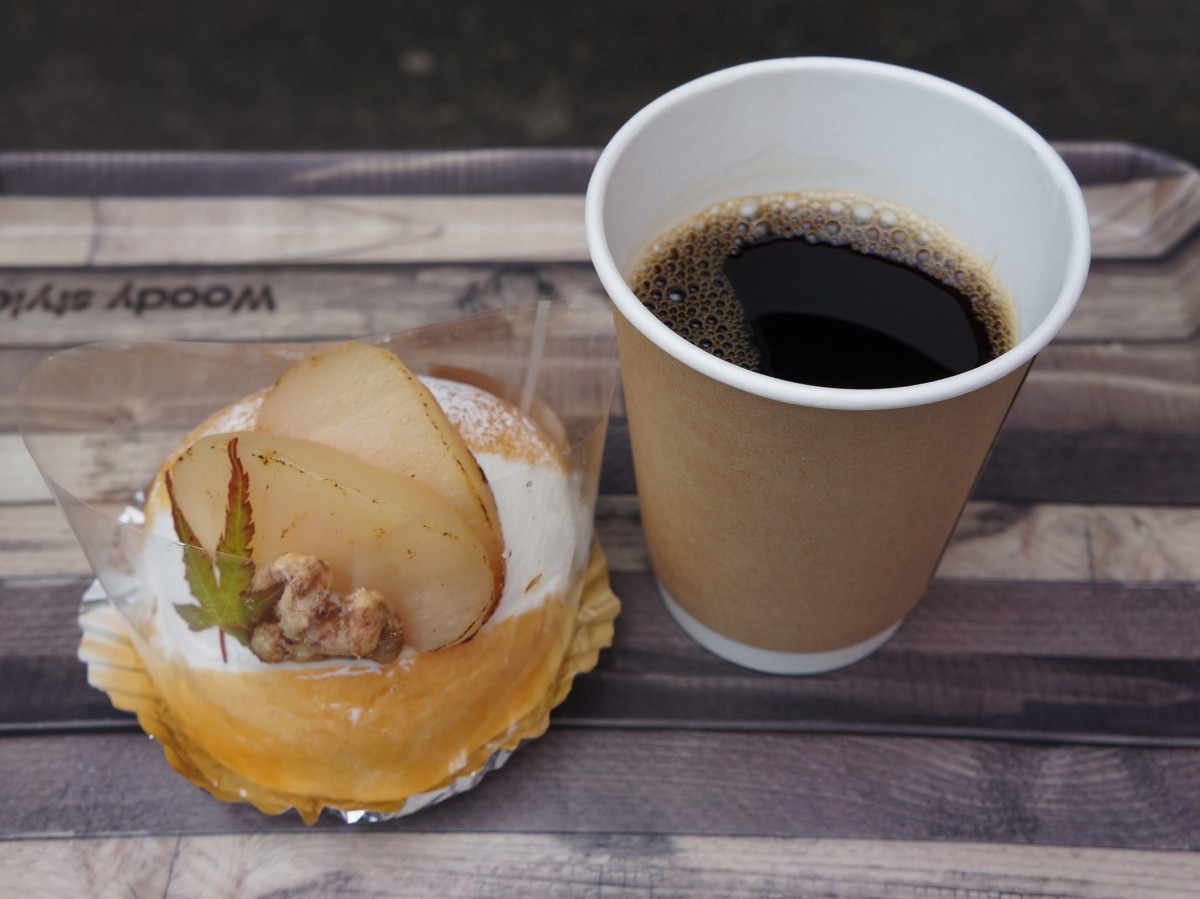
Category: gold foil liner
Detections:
[{"x1": 78, "y1": 538, "x2": 620, "y2": 824}]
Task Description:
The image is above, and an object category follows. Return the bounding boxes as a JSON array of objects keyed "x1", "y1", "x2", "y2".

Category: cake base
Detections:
[{"x1": 78, "y1": 539, "x2": 620, "y2": 823}]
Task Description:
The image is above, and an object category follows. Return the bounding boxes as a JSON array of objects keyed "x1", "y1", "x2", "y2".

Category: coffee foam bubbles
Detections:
[{"x1": 628, "y1": 189, "x2": 1017, "y2": 374}]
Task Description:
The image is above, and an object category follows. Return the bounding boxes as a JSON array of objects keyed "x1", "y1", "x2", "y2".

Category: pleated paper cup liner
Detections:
[{"x1": 78, "y1": 538, "x2": 619, "y2": 823}]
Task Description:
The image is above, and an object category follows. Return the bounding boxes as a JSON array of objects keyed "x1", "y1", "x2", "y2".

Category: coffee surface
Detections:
[{"x1": 628, "y1": 191, "x2": 1016, "y2": 389}]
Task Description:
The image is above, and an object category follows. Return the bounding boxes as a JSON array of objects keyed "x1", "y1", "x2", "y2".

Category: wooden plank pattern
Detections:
[
  {"x1": 1, "y1": 146, "x2": 1198, "y2": 892},
  {"x1": 5, "y1": 573, "x2": 1200, "y2": 742},
  {"x1": 5, "y1": 495, "x2": 1200, "y2": 584},
  {"x1": 1006, "y1": 339, "x2": 1200, "y2": 433},
  {"x1": 0, "y1": 263, "x2": 610, "y2": 347},
  {"x1": 545, "y1": 576, "x2": 1200, "y2": 743},
  {"x1": 0, "y1": 195, "x2": 589, "y2": 266},
  {"x1": 0, "y1": 836, "x2": 175, "y2": 899},
  {"x1": 1083, "y1": 165, "x2": 1200, "y2": 259},
  {"x1": 2, "y1": 729, "x2": 1200, "y2": 849},
  {"x1": 17, "y1": 335, "x2": 1188, "y2": 435},
  {"x1": 977, "y1": 429, "x2": 1200, "y2": 505},
  {"x1": 0, "y1": 253, "x2": 1194, "y2": 349},
  {"x1": 5, "y1": 832, "x2": 1200, "y2": 899},
  {"x1": 4, "y1": 418, "x2": 1200, "y2": 510},
  {"x1": 0, "y1": 146, "x2": 1194, "y2": 267}
]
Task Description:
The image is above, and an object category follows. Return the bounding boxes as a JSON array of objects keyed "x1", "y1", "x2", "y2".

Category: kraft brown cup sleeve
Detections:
[{"x1": 615, "y1": 312, "x2": 1031, "y2": 654}]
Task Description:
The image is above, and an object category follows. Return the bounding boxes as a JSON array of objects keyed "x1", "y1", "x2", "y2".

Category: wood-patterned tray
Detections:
[{"x1": 1, "y1": 145, "x2": 1198, "y2": 863}]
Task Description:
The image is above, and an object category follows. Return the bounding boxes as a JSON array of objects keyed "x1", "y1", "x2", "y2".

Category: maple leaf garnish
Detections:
[{"x1": 166, "y1": 437, "x2": 283, "y2": 662}]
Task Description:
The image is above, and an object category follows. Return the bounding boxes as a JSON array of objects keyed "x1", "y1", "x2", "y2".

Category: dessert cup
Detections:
[{"x1": 17, "y1": 301, "x2": 620, "y2": 822}]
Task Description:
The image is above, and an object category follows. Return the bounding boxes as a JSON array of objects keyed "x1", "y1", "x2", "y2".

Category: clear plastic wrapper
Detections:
[{"x1": 18, "y1": 301, "x2": 620, "y2": 823}]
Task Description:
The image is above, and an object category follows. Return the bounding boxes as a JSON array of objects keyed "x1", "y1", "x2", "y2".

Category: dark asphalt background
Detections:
[{"x1": 1, "y1": 1, "x2": 1197, "y2": 166}]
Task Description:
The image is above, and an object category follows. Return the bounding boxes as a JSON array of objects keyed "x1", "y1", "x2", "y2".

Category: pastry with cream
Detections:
[{"x1": 110, "y1": 340, "x2": 615, "y2": 821}]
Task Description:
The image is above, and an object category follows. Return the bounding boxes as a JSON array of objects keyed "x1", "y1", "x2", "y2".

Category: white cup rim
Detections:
[{"x1": 585, "y1": 57, "x2": 1092, "y2": 411}]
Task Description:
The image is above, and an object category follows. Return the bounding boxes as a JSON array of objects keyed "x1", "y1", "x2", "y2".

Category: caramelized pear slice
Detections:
[
  {"x1": 255, "y1": 342, "x2": 504, "y2": 585},
  {"x1": 167, "y1": 430, "x2": 497, "y2": 652}
]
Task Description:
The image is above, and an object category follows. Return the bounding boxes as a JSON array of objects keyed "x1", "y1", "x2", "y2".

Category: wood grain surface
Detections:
[
  {"x1": 0, "y1": 145, "x2": 1196, "y2": 897},
  {"x1": 4, "y1": 832, "x2": 1199, "y2": 899}
]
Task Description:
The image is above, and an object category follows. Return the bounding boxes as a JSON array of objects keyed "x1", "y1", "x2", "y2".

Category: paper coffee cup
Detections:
[{"x1": 585, "y1": 58, "x2": 1090, "y2": 674}]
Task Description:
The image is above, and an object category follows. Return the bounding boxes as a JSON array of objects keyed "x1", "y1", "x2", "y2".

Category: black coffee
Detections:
[{"x1": 628, "y1": 191, "x2": 1015, "y2": 389}]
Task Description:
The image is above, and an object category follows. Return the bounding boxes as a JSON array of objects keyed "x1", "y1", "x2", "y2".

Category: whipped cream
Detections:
[{"x1": 144, "y1": 378, "x2": 580, "y2": 670}]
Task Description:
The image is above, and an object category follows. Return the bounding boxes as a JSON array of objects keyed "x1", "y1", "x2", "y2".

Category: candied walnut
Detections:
[{"x1": 248, "y1": 552, "x2": 403, "y2": 664}]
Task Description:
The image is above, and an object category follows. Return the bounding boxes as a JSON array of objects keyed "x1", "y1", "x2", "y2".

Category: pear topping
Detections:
[
  {"x1": 168, "y1": 430, "x2": 498, "y2": 654},
  {"x1": 255, "y1": 342, "x2": 505, "y2": 601}
]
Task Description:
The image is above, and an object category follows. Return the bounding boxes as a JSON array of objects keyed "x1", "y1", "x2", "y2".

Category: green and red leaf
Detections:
[{"x1": 166, "y1": 436, "x2": 280, "y2": 658}]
